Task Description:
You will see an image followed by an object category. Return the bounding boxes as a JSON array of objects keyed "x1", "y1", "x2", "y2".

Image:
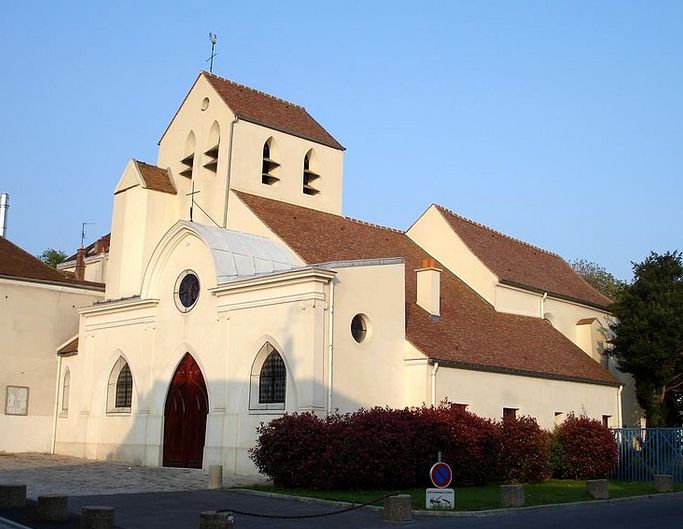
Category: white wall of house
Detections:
[{"x1": 0, "y1": 278, "x2": 102, "y2": 453}]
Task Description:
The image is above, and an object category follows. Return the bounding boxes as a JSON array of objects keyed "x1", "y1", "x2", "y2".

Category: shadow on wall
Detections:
[{"x1": 53, "y1": 324, "x2": 367, "y2": 476}]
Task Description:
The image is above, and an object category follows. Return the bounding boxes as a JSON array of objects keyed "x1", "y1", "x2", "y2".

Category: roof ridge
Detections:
[
  {"x1": 202, "y1": 71, "x2": 306, "y2": 111},
  {"x1": 234, "y1": 190, "x2": 402, "y2": 233},
  {"x1": 435, "y1": 204, "x2": 560, "y2": 258},
  {"x1": 341, "y1": 215, "x2": 404, "y2": 234},
  {"x1": 134, "y1": 159, "x2": 159, "y2": 168}
]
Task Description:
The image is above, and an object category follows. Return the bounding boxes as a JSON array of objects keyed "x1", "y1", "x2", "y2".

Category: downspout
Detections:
[
  {"x1": 431, "y1": 362, "x2": 440, "y2": 406},
  {"x1": 617, "y1": 385, "x2": 623, "y2": 428},
  {"x1": 326, "y1": 278, "x2": 336, "y2": 416},
  {"x1": 222, "y1": 115, "x2": 240, "y2": 228},
  {"x1": 540, "y1": 292, "x2": 548, "y2": 318},
  {"x1": 51, "y1": 354, "x2": 62, "y2": 454}
]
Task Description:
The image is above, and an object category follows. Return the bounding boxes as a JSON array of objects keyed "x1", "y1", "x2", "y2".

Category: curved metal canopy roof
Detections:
[{"x1": 179, "y1": 221, "x2": 301, "y2": 283}]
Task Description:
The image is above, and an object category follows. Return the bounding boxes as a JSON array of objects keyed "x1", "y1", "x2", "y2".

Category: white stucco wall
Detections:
[
  {"x1": 328, "y1": 261, "x2": 406, "y2": 412},
  {"x1": 0, "y1": 278, "x2": 102, "y2": 453},
  {"x1": 434, "y1": 366, "x2": 620, "y2": 429}
]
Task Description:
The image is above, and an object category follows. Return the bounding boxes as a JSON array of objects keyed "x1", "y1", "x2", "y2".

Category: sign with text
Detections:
[
  {"x1": 5, "y1": 386, "x2": 29, "y2": 416},
  {"x1": 426, "y1": 488, "x2": 455, "y2": 510}
]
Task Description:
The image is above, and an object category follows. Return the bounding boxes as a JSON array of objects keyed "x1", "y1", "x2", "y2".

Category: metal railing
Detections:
[{"x1": 611, "y1": 428, "x2": 683, "y2": 483}]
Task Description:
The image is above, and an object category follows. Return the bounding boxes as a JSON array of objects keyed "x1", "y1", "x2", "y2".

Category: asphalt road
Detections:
[
  {"x1": 60, "y1": 490, "x2": 683, "y2": 529},
  {"x1": 2, "y1": 490, "x2": 682, "y2": 529}
]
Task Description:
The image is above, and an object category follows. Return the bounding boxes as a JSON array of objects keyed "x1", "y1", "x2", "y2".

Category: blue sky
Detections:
[{"x1": 1, "y1": 1, "x2": 681, "y2": 280}]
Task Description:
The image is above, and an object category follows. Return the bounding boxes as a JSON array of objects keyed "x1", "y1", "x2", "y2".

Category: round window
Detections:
[
  {"x1": 200, "y1": 97, "x2": 210, "y2": 111},
  {"x1": 351, "y1": 314, "x2": 368, "y2": 343},
  {"x1": 174, "y1": 270, "x2": 200, "y2": 312}
]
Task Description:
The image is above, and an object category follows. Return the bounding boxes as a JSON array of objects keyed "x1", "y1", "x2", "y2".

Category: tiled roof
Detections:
[
  {"x1": 435, "y1": 206, "x2": 612, "y2": 309},
  {"x1": 58, "y1": 336, "x2": 79, "y2": 355},
  {"x1": 65, "y1": 233, "x2": 111, "y2": 262},
  {"x1": 235, "y1": 191, "x2": 618, "y2": 387},
  {"x1": 0, "y1": 236, "x2": 104, "y2": 289},
  {"x1": 203, "y1": 72, "x2": 344, "y2": 151},
  {"x1": 135, "y1": 161, "x2": 177, "y2": 194},
  {"x1": 577, "y1": 318, "x2": 598, "y2": 325}
]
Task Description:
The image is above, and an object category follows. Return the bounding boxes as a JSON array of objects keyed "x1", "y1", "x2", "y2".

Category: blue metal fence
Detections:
[{"x1": 611, "y1": 428, "x2": 683, "y2": 483}]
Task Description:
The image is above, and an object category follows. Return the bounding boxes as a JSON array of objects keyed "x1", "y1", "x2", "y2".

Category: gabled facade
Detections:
[{"x1": 39, "y1": 72, "x2": 640, "y2": 474}]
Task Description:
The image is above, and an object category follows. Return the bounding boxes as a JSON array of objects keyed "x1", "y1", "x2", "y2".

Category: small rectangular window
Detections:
[
  {"x1": 602, "y1": 415, "x2": 611, "y2": 428},
  {"x1": 554, "y1": 411, "x2": 564, "y2": 426},
  {"x1": 503, "y1": 407, "x2": 517, "y2": 420},
  {"x1": 453, "y1": 403, "x2": 468, "y2": 412}
]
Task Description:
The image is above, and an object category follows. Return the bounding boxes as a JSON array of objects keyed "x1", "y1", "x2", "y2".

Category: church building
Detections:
[{"x1": 13, "y1": 72, "x2": 638, "y2": 474}]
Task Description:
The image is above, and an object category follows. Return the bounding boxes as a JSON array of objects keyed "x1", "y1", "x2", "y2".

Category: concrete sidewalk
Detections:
[{"x1": 0, "y1": 453, "x2": 265, "y2": 498}]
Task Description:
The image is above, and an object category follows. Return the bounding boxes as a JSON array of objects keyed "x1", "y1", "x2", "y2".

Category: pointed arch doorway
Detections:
[{"x1": 163, "y1": 353, "x2": 208, "y2": 468}]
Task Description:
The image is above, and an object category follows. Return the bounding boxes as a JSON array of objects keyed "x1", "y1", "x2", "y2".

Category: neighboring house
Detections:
[
  {"x1": 0, "y1": 236, "x2": 103, "y2": 452},
  {"x1": 58, "y1": 234, "x2": 110, "y2": 284},
  {"x1": 41, "y1": 71, "x2": 639, "y2": 474}
]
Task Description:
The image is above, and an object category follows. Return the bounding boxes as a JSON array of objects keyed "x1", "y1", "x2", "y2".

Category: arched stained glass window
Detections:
[
  {"x1": 259, "y1": 351, "x2": 286, "y2": 404},
  {"x1": 61, "y1": 369, "x2": 70, "y2": 412},
  {"x1": 115, "y1": 364, "x2": 133, "y2": 408}
]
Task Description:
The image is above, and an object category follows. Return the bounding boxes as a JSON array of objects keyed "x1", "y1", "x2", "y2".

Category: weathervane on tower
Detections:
[{"x1": 207, "y1": 33, "x2": 218, "y2": 73}]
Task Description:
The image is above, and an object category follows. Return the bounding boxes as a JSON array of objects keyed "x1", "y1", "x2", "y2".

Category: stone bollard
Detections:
[
  {"x1": 500, "y1": 484, "x2": 525, "y2": 508},
  {"x1": 586, "y1": 479, "x2": 609, "y2": 499},
  {"x1": 38, "y1": 495, "x2": 68, "y2": 522},
  {"x1": 199, "y1": 511, "x2": 234, "y2": 528},
  {"x1": 0, "y1": 484, "x2": 27, "y2": 508},
  {"x1": 654, "y1": 474, "x2": 674, "y2": 493},
  {"x1": 383, "y1": 494, "x2": 412, "y2": 522},
  {"x1": 81, "y1": 506, "x2": 115, "y2": 529},
  {"x1": 209, "y1": 465, "x2": 223, "y2": 490}
]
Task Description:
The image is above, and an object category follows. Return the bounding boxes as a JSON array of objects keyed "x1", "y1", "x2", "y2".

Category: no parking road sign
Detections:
[{"x1": 429, "y1": 462, "x2": 453, "y2": 488}]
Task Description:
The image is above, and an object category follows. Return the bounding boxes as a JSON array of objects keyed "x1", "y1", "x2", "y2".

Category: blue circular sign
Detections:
[{"x1": 430, "y1": 462, "x2": 453, "y2": 488}]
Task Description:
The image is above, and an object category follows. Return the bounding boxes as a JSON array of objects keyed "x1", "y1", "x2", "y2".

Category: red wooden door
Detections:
[{"x1": 163, "y1": 354, "x2": 208, "y2": 468}]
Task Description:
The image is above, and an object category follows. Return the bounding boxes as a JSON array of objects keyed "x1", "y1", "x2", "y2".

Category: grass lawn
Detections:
[{"x1": 244, "y1": 480, "x2": 683, "y2": 511}]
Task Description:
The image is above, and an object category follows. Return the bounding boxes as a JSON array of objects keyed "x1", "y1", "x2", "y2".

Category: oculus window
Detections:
[
  {"x1": 351, "y1": 314, "x2": 368, "y2": 343},
  {"x1": 174, "y1": 270, "x2": 200, "y2": 312}
]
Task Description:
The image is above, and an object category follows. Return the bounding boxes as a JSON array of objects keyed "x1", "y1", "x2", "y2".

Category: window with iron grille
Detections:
[
  {"x1": 259, "y1": 351, "x2": 286, "y2": 404},
  {"x1": 115, "y1": 364, "x2": 133, "y2": 408},
  {"x1": 61, "y1": 369, "x2": 70, "y2": 412},
  {"x1": 503, "y1": 407, "x2": 517, "y2": 420}
]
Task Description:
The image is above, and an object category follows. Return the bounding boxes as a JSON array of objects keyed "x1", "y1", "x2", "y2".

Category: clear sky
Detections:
[{"x1": 1, "y1": 1, "x2": 681, "y2": 280}]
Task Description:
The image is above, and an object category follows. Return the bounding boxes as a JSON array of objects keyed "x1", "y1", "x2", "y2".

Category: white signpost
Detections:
[{"x1": 426, "y1": 459, "x2": 455, "y2": 510}]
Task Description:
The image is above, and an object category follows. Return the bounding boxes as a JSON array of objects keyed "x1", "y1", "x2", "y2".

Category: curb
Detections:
[
  {"x1": 0, "y1": 517, "x2": 34, "y2": 529},
  {"x1": 233, "y1": 488, "x2": 683, "y2": 517},
  {"x1": 231, "y1": 488, "x2": 382, "y2": 511}
]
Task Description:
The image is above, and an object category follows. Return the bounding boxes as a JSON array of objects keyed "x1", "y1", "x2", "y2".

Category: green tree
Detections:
[
  {"x1": 570, "y1": 258, "x2": 626, "y2": 300},
  {"x1": 39, "y1": 248, "x2": 68, "y2": 268},
  {"x1": 608, "y1": 251, "x2": 683, "y2": 426}
]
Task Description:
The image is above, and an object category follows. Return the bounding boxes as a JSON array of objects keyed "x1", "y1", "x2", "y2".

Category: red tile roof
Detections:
[
  {"x1": 0, "y1": 236, "x2": 104, "y2": 290},
  {"x1": 203, "y1": 72, "x2": 344, "y2": 151},
  {"x1": 435, "y1": 206, "x2": 612, "y2": 309},
  {"x1": 235, "y1": 191, "x2": 618, "y2": 387},
  {"x1": 58, "y1": 336, "x2": 79, "y2": 355},
  {"x1": 577, "y1": 318, "x2": 598, "y2": 325},
  {"x1": 65, "y1": 233, "x2": 111, "y2": 262},
  {"x1": 135, "y1": 161, "x2": 177, "y2": 195}
]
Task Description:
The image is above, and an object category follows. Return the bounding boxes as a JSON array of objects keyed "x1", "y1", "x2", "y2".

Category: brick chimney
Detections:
[
  {"x1": 94, "y1": 235, "x2": 110, "y2": 255},
  {"x1": 75, "y1": 248, "x2": 86, "y2": 280},
  {"x1": 416, "y1": 258, "x2": 441, "y2": 318}
]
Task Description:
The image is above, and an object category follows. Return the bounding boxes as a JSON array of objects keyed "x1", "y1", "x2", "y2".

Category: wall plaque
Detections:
[{"x1": 5, "y1": 386, "x2": 29, "y2": 416}]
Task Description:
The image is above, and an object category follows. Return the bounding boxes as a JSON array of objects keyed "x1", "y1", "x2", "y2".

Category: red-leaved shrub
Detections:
[
  {"x1": 548, "y1": 414, "x2": 618, "y2": 479},
  {"x1": 412, "y1": 405, "x2": 498, "y2": 486},
  {"x1": 250, "y1": 403, "x2": 498, "y2": 489},
  {"x1": 249, "y1": 412, "x2": 328, "y2": 487},
  {"x1": 495, "y1": 415, "x2": 549, "y2": 483}
]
